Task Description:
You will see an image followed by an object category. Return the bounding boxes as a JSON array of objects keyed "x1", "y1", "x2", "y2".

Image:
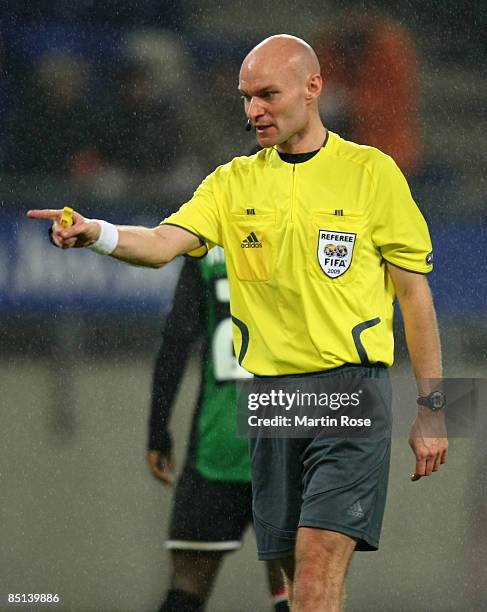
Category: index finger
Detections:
[{"x1": 26, "y1": 209, "x2": 63, "y2": 221}]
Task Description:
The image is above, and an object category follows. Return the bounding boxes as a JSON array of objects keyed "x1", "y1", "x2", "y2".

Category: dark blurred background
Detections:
[{"x1": 0, "y1": 2, "x2": 485, "y2": 610}]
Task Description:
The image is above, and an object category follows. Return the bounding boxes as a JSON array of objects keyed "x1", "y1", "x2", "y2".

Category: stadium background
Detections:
[{"x1": 1, "y1": 1, "x2": 485, "y2": 610}]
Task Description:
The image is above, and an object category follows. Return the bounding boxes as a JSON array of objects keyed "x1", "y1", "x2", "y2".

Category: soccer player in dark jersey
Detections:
[{"x1": 147, "y1": 250, "x2": 288, "y2": 612}]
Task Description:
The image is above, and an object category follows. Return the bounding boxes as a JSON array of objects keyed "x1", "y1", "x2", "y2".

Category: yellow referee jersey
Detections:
[{"x1": 163, "y1": 131, "x2": 433, "y2": 376}]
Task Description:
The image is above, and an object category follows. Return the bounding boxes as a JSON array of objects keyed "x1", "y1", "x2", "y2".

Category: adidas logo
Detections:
[
  {"x1": 346, "y1": 500, "x2": 364, "y2": 518},
  {"x1": 241, "y1": 232, "x2": 262, "y2": 248}
]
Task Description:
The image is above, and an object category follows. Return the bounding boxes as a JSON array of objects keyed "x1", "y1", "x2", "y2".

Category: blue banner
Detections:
[
  {"x1": 428, "y1": 219, "x2": 486, "y2": 316},
  {"x1": 1, "y1": 214, "x2": 182, "y2": 315},
  {"x1": 1, "y1": 214, "x2": 485, "y2": 316}
]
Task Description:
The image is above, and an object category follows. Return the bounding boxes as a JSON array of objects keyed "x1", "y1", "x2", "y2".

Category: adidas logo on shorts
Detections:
[
  {"x1": 346, "y1": 500, "x2": 364, "y2": 518},
  {"x1": 241, "y1": 232, "x2": 262, "y2": 248}
]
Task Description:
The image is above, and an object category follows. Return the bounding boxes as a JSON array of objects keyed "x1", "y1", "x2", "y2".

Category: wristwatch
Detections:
[{"x1": 417, "y1": 390, "x2": 446, "y2": 411}]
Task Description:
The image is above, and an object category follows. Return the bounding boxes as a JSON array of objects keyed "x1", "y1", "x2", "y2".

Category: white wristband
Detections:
[{"x1": 87, "y1": 219, "x2": 119, "y2": 255}]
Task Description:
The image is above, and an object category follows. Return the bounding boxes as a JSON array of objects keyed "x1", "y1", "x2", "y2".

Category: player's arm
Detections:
[
  {"x1": 26, "y1": 208, "x2": 201, "y2": 267},
  {"x1": 387, "y1": 263, "x2": 448, "y2": 480},
  {"x1": 147, "y1": 260, "x2": 206, "y2": 486}
]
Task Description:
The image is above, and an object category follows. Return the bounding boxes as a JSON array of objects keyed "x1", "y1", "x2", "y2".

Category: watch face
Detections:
[{"x1": 430, "y1": 391, "x2": 445, "y2": 410}]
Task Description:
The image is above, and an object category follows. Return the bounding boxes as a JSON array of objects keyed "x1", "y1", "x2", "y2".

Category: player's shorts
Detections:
[
  {"x1": 249, "y1": 364, "x2": 392, "y2": 560},
  {"x1": 166, "y1": 464, "x2": 253, "y2": 552}
]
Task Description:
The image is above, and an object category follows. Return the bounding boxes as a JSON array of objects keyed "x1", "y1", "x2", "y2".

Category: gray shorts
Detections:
[{"x1": 249, "y1": 365, "x2": 392, "y2": 559}]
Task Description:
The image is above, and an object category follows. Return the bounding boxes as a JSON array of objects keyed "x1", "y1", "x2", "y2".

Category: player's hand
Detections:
[
  {"x1": 408, "y1": 409, "x2": 448, "y2": 482},
  {"x1": 147, "y1": 450, "x2": 175, "y2": 486},
  {"x1": 26, "y1": 208, "x2": 101, "y2": 249}
]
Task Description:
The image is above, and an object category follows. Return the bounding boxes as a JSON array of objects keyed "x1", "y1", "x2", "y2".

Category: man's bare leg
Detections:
[
  {"x1": 170, "y1": 550, "x2": 223, "y2": 598},
  {"x1": 280, "y1": 527, "x2": 356, "y2": 612}
]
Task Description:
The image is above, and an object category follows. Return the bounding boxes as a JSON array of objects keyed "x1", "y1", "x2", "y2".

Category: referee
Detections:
[{"x1": 29, "y1": 34, "x2": 448, "y2": 612}]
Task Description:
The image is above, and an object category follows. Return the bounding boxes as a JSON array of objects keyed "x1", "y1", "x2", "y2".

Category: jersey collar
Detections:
[{"x1": 276, "y1": 130, "x2": 330, "y2": 165}]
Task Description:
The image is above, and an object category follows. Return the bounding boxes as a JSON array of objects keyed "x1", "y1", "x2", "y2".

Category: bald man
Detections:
[{"x1": 29, "y1": 35, "x2": 447, "y2": 612}]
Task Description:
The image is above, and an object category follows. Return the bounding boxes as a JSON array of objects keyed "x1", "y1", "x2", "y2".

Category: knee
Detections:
[
  {"x1": 170, "y1": 550, "x2": 222, "y2": 599},
  {"x1": 295, "y1": 527, "x2": 356, "y2": 576}
]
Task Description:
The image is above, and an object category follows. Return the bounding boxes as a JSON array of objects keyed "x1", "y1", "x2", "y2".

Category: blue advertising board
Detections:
[
  {"x1": 1, "y1": 214, "x2": 182, "y2": 316},
  {"x1": 1, "y1": 214, "x2": 485, "y2": 317}
]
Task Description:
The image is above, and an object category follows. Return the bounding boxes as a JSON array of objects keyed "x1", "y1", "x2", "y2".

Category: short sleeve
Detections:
[
  {"x1": 161, "y1": 171, "x2": 222, "y2": 257},
  {"x1": 370, "y1": 154, "x2": 433, "y2": 273}
]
